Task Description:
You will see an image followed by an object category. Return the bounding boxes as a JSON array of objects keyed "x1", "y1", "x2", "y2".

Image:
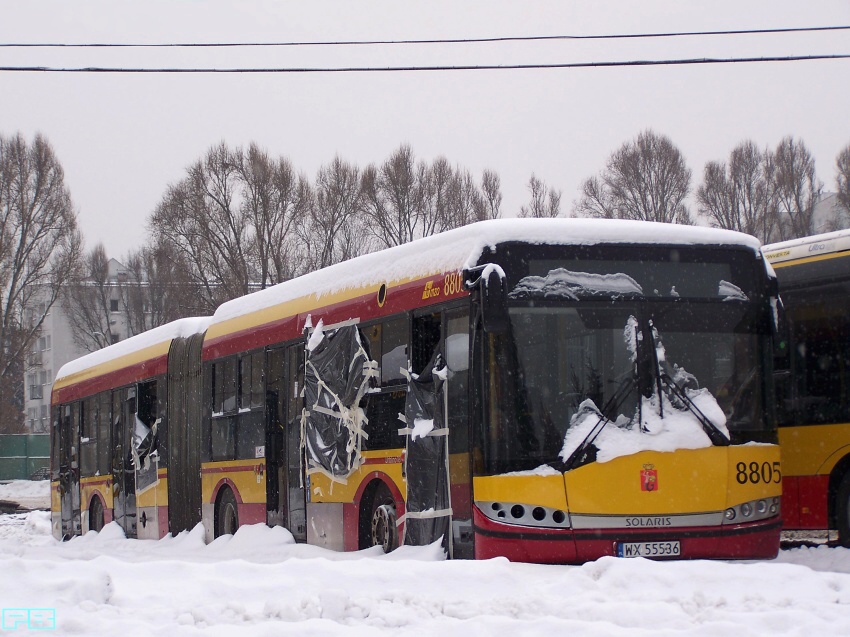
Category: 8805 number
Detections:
[{"x1": 736, "y1": 461, "x2": 781, "y2": 485}]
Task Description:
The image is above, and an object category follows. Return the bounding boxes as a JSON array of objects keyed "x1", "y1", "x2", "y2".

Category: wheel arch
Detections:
[
  {"x1": 355, "y1": 472, "x2": 405, "y2": 549},
  {"x1": 211, "y1": 478, "x2": 244, "y2": 506},
  {"x1": 88, "y1": 491, "x2": 107, "y2": 531}
]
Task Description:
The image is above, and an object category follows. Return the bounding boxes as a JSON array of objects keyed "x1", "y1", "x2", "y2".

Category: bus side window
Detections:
[
  {"x1": 210, "y1": 358, "x2": 237, "y2": 462},
  {"x1": 412, "y1": 312, "x2": 442, "y2": 375},
  {"x1": 212, "y1": 358, "x2": 238, "y2": 415},
  {"x1": 445, "y1": 309, "x2": 470, "y2": 455},
  {"x1": 381, "y1": 318, "x2": 408, "y2": 386},
  {"x1": 773, "y1": 308, "x2": 793, "y2": 427},
  {"x1": 788, "y1": 285, "x2": 850, "y2": 426},
  {"x1": 236, "y1": 351, "x2": 265, "y2": 460},
  {"x1": 80, "y1": 397, "x2": 97, "y2": 477},
  {"x1": 97, "y1": 391, "x2": 111, "y2": 476},
  {"x1": 363, "y1": 317, "x2": 409, "y2": 451}
]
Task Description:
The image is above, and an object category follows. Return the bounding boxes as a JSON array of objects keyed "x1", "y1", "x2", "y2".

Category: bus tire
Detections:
[
  {"x1": 89, "y1": 496, "x2": 104, "y2": 532},
  {"x1": 368, "y1": 482, "x2": 398, "y2": 553},
  {"x1": 215, "y1": 487, "x2": 239, "y2": 538},
  {"x1": 838, "y1": 472, "x2": 850, "y2": 547}
]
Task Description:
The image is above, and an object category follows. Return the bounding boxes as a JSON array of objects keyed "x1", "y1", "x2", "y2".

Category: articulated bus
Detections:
[
  {"x1": 52, "y1": 218, "x2": 782, "y2": 562},
  {"x1": 764, "y1": 229, "x2": 850, "y2": 546}
]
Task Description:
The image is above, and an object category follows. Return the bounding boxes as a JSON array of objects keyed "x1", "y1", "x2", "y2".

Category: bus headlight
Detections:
[
  {"x1": 723, "y1": 497, "x2": 780, "y2": 524},
  {"x1": 476, "y1": 501, "x2": 571, "y2": 529}
]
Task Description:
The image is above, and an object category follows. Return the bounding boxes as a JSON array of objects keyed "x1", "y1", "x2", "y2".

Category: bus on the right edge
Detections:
[{"x1": 764, "y1": 229, "x2": 850, "y2": 546}]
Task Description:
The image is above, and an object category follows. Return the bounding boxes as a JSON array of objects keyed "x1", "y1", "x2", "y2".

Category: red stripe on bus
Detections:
[
  {"x1": 200, "y1": 463, "x2": 265, "y2": 475},
  {"x1": 201, "y1": 275, "x2": 468, "y2": 361},
  {"x1": 362, "y1": 456, "x2": 403, "y2": 465},
  {"x1": 81, "y1": 477, "x2": 112, "y2": 487}
]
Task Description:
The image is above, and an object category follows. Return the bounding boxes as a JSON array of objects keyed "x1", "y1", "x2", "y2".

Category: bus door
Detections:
[
  {"x1": 444, "y1": 307, "x2": 473, "y2": 558},
  {"x1": 405, "y1": 307, "x2": 473, "y2": 557},
  {"x1": 111, "y1": 386, "x2": 138, "y2": 538},
  {"x1": 58, "y1": 403, "x2": 81, "y2": 539},
  {"x1": 265, "y1": 344, "x2": 306, "y2": 541}
]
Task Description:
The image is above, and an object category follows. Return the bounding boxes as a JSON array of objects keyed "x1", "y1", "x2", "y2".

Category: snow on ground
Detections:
[
  {"x1": 0, "y1": 479, "x2": 50, "y2": 510},
  {"x1": 1, "y1": 481, "x2": 849, "y2": 636}
]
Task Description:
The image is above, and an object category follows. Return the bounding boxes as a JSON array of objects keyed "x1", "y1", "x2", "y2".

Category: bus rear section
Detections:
[
  {"x1": 765, "y1": 230, "x2": 850, "y2": 546},
  {"x1": 468, "y1": 239, "x2": 782, "y2": 562},
  {"x1": 50, "y1": 319, "x2": 209, "y2": 541}
]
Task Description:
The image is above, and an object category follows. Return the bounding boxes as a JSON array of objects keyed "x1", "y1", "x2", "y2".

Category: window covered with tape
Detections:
[{"x1": 303, "y1": 323, "x2": 377, "y2": 480}]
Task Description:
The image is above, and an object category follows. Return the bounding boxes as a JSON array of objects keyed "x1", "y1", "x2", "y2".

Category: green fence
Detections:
[{"x1": 0, "y1": 434, "x2": 50, "y2": 481}]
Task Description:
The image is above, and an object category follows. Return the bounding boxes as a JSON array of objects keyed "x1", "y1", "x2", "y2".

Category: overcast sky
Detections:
[{"x1": 1, "y1": 1, "x2": 848, "y2": 258}]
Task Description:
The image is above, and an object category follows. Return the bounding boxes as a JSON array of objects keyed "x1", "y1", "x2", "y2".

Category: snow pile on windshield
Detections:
[
  {"x1": 561, "y1": 316, "x2": 730, "y2": 464},
  {"x1": 560, "y1": 389, "x2": 729, "y2": 463},
  {"x1": 509, "y1": 269, "x2": 643, "y2": 300},
  {"x1": 719, "y1": 280, "x2": 750, "y2": 301}
]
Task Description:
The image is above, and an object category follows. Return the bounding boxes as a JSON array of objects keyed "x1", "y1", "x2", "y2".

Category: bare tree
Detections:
[
  {"x1": 237, "y1": 143, "x2": 304, "y2": 288},
  {"x1": 444, "y1": 167, "x2": 487, "y2": 228},
  {"x1": 0, "y1": 133, "x2": 82, "y2": 432},
  {"x1": 420, "y1": 156, "x2": 454, "y2": 236},
  {"x1": 61, "y1": 244, "x2": 116, "y2": 352},
  {"x1": 362, "y1": 144, "x2": 422, "y2": 248},
  {"x1": 480, "y1": 169, "x2": 503, "y2": 220},
  {"x1": 574, "y1": 130, "x2": 692, "y2": 224},
  {"x1": 837, "y1": 143, "x2": 850, "y2": 214},
  {"x1": 120, "y1": 240, "x2": 203, "y2": 335},
  {"x1": 299, "y1": 156, "x2": 368, "y2": 270},
  {"x1": 772, "y1": 136, "x2": 823, "y2": 240},
  {"x1": 519, "y1": 174, "x2": 561, "y2": 218},
  {"x1": 363, "y1": 147, "x2": 501, "y2": 248},
  {"x1": 149, "y1": 143, "x2": 252, "y2": 313},
  {"x1": 697, "y1": 140, "x2": 778, "y2": 242}
]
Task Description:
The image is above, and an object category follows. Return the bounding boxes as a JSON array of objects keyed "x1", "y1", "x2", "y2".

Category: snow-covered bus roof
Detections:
[
  {"x1": 54, "y1": 219, "x2": 762, "y2": 390},
  {"x1": 762, "y1": 228, "x2": 850, "y2": 265},
  {"x1": 209, "y1": 218, "x2": 763, "y2": 332},
  {"x1": 54, "y1": 316, "x2": 211, "y2": 387}
]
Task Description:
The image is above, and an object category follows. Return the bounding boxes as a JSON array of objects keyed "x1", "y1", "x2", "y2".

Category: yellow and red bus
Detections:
[
  {"x1": 764, "y1": 229, "x2": 850, "y2": 546},
  {"x1": 52, "y1": 218, "x2": 782, "y2": 561}
]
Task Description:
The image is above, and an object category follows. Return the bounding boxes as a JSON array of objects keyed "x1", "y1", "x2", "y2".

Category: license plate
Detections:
[{"x1": 617, "y1": 541, "x2": 681, "y2": 558}]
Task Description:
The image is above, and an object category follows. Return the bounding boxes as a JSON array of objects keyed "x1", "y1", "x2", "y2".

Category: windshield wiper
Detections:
[
  {"x1": 645, "y1": 318, "x2": 730, "y2": 446},
  {"x1": 557, "y1": 373, "x2": 637, "y2": 472},
  {"x1": 556, "y1": 315, "x2": 729, "y2": 473},
  {"x1": 659, "y1": 370, "x2": 730, "y2": 446}
]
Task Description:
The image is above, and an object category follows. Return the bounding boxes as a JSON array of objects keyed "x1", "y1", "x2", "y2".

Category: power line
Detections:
[
  {"x1": 1, "y1": 25, "x2": 848, "y2": 48},
  {"x1": 0, "y1": 54, "x2": 848, "y2": 74}
]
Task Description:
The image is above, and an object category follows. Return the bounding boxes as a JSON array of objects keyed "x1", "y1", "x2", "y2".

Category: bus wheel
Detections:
[
  {"x1": 89, "y1": 496, "x2": 104, "y2": 532},
  {"x1": 215, "y1": 487, "x2": 239, "y2": 538},
  {"x1": 369, "y1": 483, "x2": 398, "y2": 553},
  {"x1": 838, "y1": 473, "x2": 850, "y2": 547}
]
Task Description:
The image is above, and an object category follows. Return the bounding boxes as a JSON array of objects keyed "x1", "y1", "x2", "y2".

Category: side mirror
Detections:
[{"x1": 464, "y1": 264, "x2": 510, "y2": 334}]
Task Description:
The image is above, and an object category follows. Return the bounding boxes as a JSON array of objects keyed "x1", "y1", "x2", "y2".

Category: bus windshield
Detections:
[{"x1": 479, "y1": 249, "x2": 774, "y2": 476}]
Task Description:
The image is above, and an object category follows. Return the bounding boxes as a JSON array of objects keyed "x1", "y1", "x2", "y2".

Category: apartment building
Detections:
[{"x1": 23, "y1": 258, "x2": 129, "y2": 433}]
